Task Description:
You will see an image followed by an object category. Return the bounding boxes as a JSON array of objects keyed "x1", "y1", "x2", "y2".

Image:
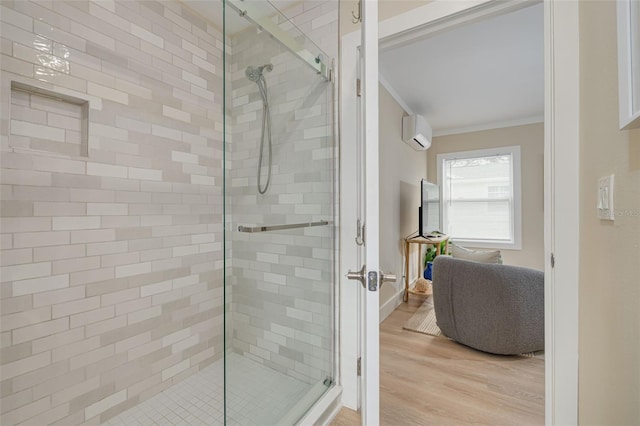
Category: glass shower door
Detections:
[{"x1": 223, "y1": 1, "x2": 336, "y2": 424}]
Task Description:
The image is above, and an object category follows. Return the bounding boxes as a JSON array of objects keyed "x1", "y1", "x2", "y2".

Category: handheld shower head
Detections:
[
  {"x1": 245, "y1": 64, "x2": 273, "y2": 82},
  {"x1": 244, "y1": 64, "x2": 274, "y2": 195},
  {"x1": 245, "y1": 66, "x2": 261, "y2": 82}
]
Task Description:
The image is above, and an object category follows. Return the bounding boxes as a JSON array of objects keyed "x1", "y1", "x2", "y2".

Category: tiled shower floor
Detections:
[{"x1": 104, "y1": 353, "x2": 312, "y2": 426}]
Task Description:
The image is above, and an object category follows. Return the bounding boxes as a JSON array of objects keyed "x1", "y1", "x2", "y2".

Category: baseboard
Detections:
[{"x1": 379, "y1": 286, "x2": 405, "y2": 323}]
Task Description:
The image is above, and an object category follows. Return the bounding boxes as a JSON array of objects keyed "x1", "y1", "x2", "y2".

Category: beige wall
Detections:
[
  {"x1": 378, "y1": 85, "x2": 428, "y2": 315},
  {"x1": 578, "y1": 1, "x2": 640, "y2": 424},
  {"x1": 340, "y1": 1, "x2": 431, "y2": 36},
  {"x1": 428, "y1": 124, "x2": 545, "y2": 270}
]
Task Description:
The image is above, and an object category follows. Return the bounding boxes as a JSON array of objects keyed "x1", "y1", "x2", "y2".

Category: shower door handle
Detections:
[{"x1": 346, "y1": 264, "x2": 366, "y2": 289}]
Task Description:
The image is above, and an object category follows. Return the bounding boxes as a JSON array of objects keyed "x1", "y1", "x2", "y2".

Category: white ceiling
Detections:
[{"x1": 379, "y1": 3, "x2": 544, "y2": 136}]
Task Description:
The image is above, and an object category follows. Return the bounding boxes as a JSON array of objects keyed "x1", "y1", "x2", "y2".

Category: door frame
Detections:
[{"x1": 339, "y1": 0, "x2": 580, "y2": 423}]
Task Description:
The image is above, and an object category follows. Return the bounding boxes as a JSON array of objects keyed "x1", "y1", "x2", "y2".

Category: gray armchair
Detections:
[{"x1": 432, "y1": 256, "x2": 544, "y2": 355}]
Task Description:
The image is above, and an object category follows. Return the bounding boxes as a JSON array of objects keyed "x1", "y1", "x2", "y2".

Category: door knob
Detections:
[
  {"x1": 346, "y1": 264, "x2": 366, "y2": 288},
  {"x1": 380, "y1": 270, "x2": 397, "y2": 285}
]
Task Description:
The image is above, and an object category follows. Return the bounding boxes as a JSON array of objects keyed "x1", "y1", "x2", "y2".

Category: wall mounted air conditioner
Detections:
[{"x1": 402, "y1": 114, "x2": 432, "y2": 151}]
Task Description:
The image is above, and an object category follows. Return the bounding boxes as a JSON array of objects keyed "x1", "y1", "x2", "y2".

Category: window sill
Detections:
[{"x1": 451, "y1": 239, "x2": 522, "y2": 251}]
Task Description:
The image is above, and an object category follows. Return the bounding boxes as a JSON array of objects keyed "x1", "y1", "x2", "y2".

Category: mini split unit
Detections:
[{"x1": 402, "y1": 114, "x2": 432, "y2": 151}]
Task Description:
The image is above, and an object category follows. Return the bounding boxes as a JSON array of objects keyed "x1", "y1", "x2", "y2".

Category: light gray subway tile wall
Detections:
[{"x1": 0, "y1": 1, "x2": 223, "y2": 424}]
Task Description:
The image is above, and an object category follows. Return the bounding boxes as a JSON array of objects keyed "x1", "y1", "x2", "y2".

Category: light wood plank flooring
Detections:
[{"x1": 331, "y1": 296, "x2": 544, "y2": 425}]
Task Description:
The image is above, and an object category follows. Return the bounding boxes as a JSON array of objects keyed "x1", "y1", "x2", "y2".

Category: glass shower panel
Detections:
[{"x1": 224, "y1": 1, "x2": 336, "y2": 425}]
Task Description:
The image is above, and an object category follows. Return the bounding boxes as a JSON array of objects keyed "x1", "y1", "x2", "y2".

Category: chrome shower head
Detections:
[
  {"x1": 245, "y1": 66, "x2": 261, "y2": 82},
  {"x1": 245, "y1": 64, "x2": 273, "y2": 82}
]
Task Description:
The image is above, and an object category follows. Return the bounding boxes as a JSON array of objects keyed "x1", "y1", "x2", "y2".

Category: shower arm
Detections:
[{"x1": 227, "y1": 0, "x2": 331, "y2": 81}]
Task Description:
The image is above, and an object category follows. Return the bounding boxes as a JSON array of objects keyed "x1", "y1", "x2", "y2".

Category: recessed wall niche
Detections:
[{"x1": 9, "y1": 82, "x2": 89, "y2": 157}]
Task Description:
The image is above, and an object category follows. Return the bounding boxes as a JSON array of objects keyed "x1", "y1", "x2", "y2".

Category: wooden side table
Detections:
[{"x1": 404, "y1": 235, "x2": 449, "y2": 302}]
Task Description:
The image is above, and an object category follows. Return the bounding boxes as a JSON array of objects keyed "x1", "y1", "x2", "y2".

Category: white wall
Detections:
[
  {"x1": 378, "y1": 84, "x2": 428, "y2": 319},
  {"x1": 428, "y1": 123, "x2": 545, "y2": 270}
]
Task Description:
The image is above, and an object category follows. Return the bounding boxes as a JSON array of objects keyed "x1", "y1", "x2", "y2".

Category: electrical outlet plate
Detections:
[{"x1": 597, "y1": 175, "x2": 615, "y2": 220}]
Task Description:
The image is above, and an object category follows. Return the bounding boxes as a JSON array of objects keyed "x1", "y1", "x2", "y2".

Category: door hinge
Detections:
[
  {"x1": 357, "y1": 357, "x2": 362, "y2": 376},
  {"x1": 356, "y1": 78, "x2": 361, "y2": 97},
  {"x1": 550, "y1": 253, "x2": 555, "y2": 268}
]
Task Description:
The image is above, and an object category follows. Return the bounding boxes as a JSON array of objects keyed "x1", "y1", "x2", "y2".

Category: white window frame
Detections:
[{"x1": 437, "y1": 146, "x2": 522, "y2": 250}]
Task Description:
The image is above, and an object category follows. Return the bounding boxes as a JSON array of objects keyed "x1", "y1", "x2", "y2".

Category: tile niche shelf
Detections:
[{"x1": 10, "y1": 81, "x2": 89, "y2": 157}]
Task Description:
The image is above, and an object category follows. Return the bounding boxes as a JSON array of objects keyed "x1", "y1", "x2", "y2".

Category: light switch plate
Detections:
[{"x1": 597, "y1": 175, "x2": 615, "y2": 220}]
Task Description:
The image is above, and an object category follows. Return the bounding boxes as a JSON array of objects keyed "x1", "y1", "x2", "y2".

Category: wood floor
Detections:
[{"x1": 330, "y1": 296, "x2": 544, "y2": 425}]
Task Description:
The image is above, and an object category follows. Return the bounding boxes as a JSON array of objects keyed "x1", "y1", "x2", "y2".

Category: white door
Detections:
[
  {"x1": 340, "y1": 2, "x2": 578, "y2": 425},
  {"x1": 345, "y1": 2, "x2": 395, "y2": 424},
  {"x1": 360, "y1": 0, "x2": 379, "y2": 423}
]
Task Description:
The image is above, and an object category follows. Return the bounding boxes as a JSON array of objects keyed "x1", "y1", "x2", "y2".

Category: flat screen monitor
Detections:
[{"x1": 419, "y1": 179, "x2": 440, "y2": 237}]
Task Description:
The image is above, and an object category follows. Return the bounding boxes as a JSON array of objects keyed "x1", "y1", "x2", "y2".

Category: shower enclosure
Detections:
[
  {"x1": 0, "y1": 0, "x2": 338, "y2": 425},
  {"x1": 223, "y1": 0, "x2": 337, "y2": 424}
]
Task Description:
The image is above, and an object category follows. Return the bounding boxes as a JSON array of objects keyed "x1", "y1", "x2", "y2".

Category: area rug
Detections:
[
  {"x1": 402, "y1": 299, "x2": 441, "y2": 337},
  {"x1": 403, "y1": 299, "x2": 544, "y2": 359}
]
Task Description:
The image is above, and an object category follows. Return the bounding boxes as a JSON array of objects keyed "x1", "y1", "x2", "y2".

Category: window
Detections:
[{"x1": 437, "y1": 146, "x2": 521, "y2": 249}]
